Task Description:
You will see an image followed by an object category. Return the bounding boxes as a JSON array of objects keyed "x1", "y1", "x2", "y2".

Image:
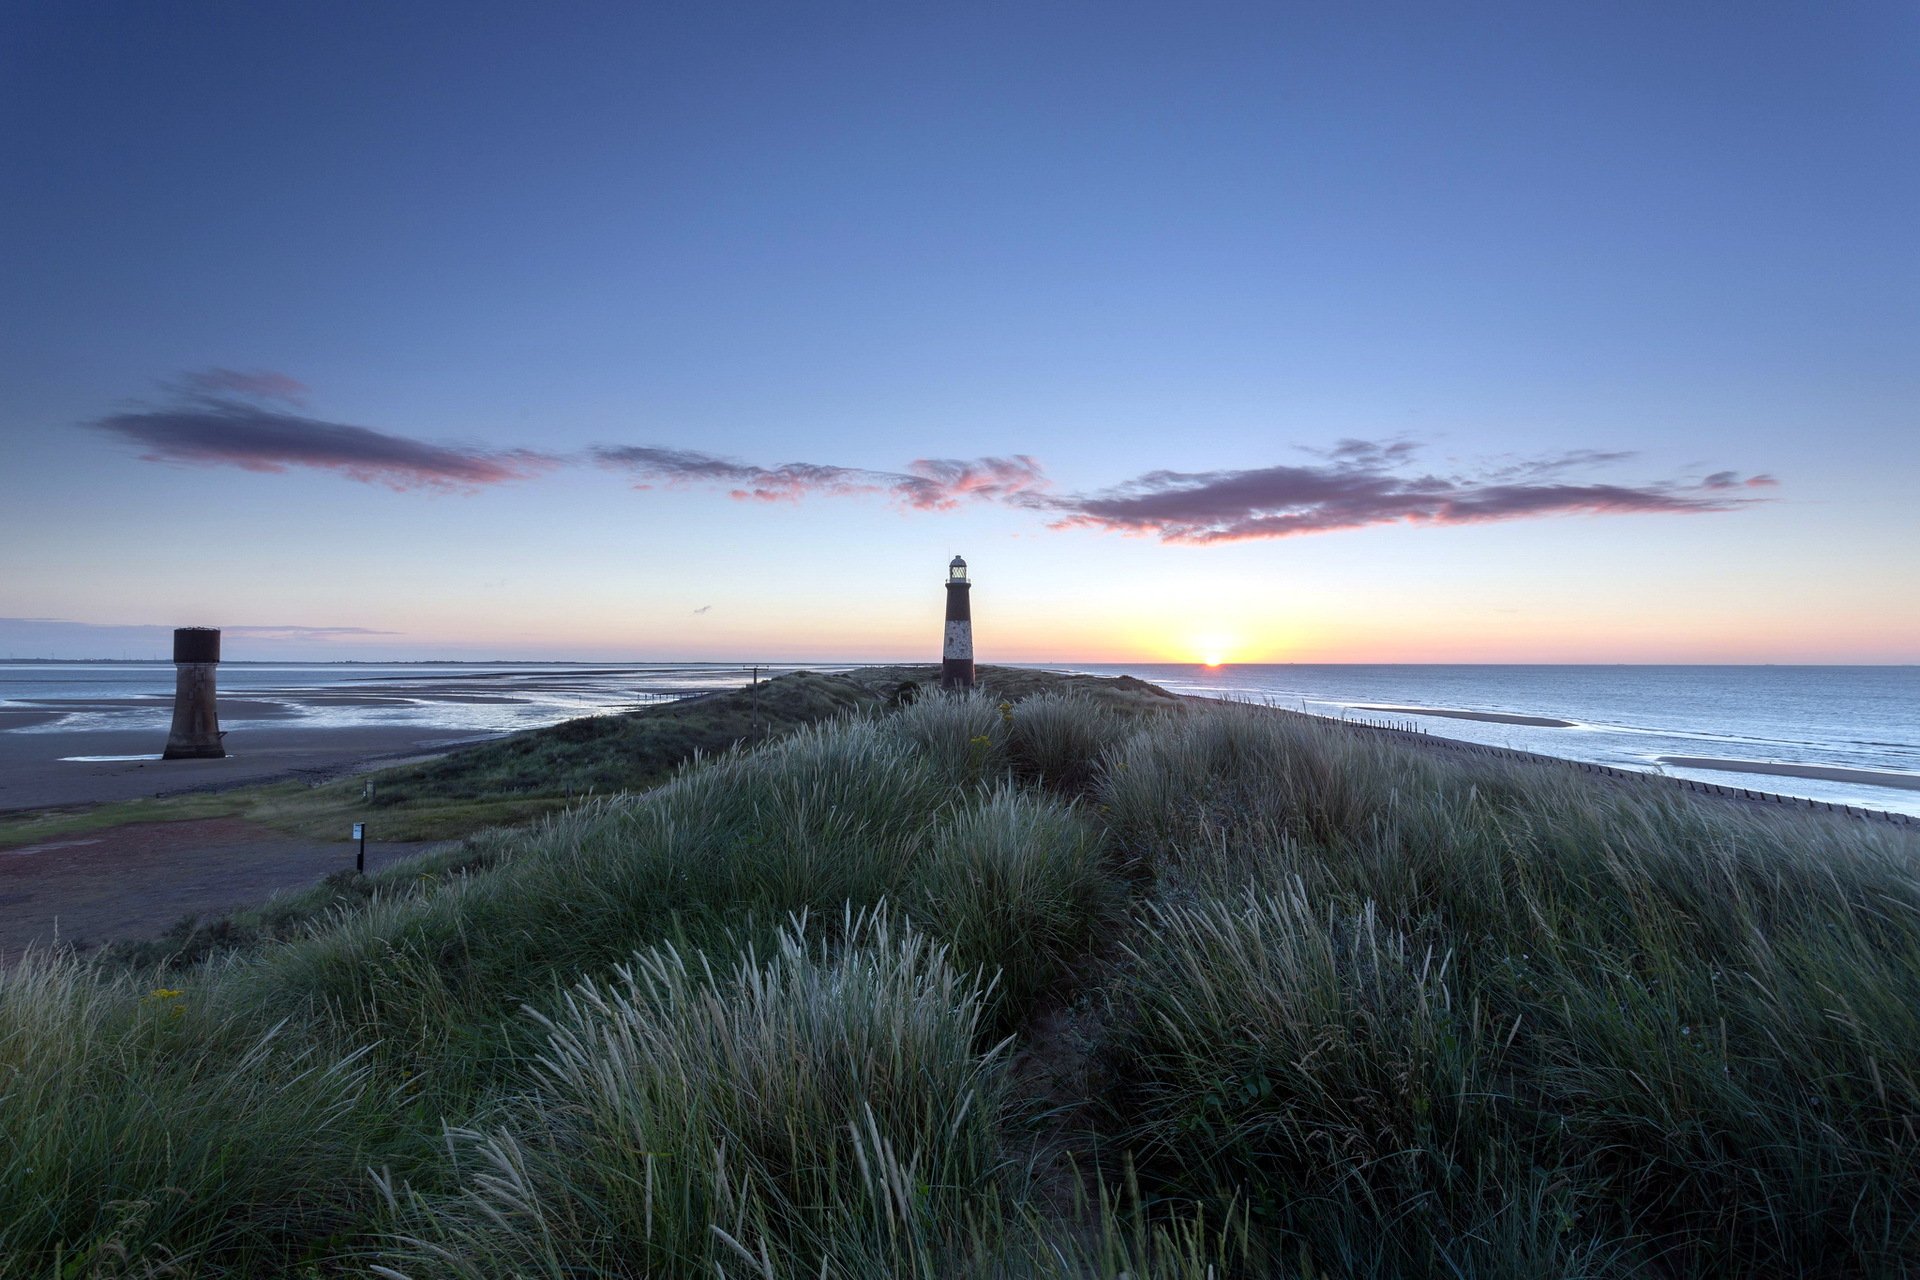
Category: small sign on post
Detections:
[{"x1": 352, "y1": 822, "x2": 366, "y2": 874}]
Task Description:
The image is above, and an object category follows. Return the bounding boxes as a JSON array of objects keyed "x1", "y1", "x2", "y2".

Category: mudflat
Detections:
[{"x1": 0, "y1": 723, "x2": 498, "y2": 812}]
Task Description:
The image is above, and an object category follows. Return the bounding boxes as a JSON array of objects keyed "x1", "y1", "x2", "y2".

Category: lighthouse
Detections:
[
  {"x1": 941, "y1": 555, "x2": 975, "y2": 690},
  {"x1": 162, "y1": 627, "x2": 226, "y2": 759}
]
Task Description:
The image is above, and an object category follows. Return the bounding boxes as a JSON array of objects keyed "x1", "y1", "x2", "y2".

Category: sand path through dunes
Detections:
[{"x1": 0, "y1": 817, "x2": 441, "y2": 961}]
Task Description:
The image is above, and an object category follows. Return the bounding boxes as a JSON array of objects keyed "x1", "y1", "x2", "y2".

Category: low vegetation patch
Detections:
[
  {"x1": 3, "y1": 672, "x2": 1915, "y2": 1277},
  {"x1": 0, "y1": 668, "x2": 895, "y2": 851}
]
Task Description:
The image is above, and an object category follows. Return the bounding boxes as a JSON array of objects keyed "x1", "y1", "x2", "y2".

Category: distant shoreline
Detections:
[
  {"x1": 7, "y1": 659, "x2": 1919, "y2": 667},
  {"x1": 0, "y1": 658, "x2": 857, "y2": 667},
  {"x1": 5, "y1": 664, "x2": 1916, "y2": 819}
]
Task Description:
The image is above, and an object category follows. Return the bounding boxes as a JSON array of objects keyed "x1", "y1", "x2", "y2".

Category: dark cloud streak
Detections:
[
  {"x1": 89, "y1": 380, "x2": 557, "y2": 491},
  {"x1": 1033, "y1": 447, "x2": 1772, "y2": 544}
]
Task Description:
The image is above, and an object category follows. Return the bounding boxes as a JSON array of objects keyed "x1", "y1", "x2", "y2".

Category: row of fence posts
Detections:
[{"x1": 1340, "y1": 711, "x2": 1428, "y2": 735}]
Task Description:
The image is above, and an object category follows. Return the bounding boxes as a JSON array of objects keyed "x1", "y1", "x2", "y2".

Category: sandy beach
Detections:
[
  {"x1": 1658, "y1": 756, "x2": 1920, "y2": 792},
  {"x1": 1359, "y1": 705, "x2": 1577, "y2": 728}
]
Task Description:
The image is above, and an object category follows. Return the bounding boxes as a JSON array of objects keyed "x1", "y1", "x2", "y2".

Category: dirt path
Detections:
[{"x1": 0, "y1": 817, "x2": 441, "y2": 960}]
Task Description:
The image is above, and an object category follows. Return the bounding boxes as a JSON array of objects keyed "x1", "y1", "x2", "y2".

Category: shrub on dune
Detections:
[{"x1": 11, "y1": 679, "x2": 1920, "y2": 1277}]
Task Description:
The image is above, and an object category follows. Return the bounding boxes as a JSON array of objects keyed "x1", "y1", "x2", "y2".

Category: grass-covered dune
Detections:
[
  {"x1": 4, "y1": 672, "x2": 1919, "y2": 1277},
  {"x1": 0, "y1": 663, "x2": 1174, "y2": 854}
]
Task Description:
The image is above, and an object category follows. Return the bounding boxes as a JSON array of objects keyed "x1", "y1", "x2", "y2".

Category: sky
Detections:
[{"x1": 2, "y1": 1, "x2": 1914, "y2": 664}]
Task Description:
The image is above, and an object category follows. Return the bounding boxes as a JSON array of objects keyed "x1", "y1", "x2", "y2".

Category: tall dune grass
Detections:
[
  {"x1": 230, "y1": 719, "x2": 952, "y2": 1071},
  {"x1": 6, "y1": 686, "x2": 1916, "y2": 1276},
  {"x1": 0, "y1": 956, "x2": 389, "y2": 1275},
  {"x1": 1, "y1": 700, "x2": 1128, "y2": 1275},
  {"x1": 911, "y1": 785, "x2": 1120, "y2": 1027},
  {"x1": 886, "y1": 688, "x2": 1010, "y2": 787},
  {"x1": 374, "y1": 910, "x2": 1010, "y2": 1278},
  {"x1": 1100, "y1": 705, "x2": 1920, "y2": 1276},
  {"x1": 1005, "y1": 690, "x2": 1136, "y2": 793}
]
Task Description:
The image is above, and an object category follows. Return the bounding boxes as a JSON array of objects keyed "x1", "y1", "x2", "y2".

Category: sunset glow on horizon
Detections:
[{"x1": 1, "y1": 5, "x2": 1913, "y2": 665}]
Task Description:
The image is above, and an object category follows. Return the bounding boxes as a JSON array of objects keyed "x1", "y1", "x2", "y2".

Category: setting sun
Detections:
[{"x1": 1191, "y1": 633, "x2": 1237, "y2": 667}]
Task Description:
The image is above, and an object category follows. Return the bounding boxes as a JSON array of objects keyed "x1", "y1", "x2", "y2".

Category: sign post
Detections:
[{"x1": 353, "y1": 822, "x2": 366, "y2": 874}]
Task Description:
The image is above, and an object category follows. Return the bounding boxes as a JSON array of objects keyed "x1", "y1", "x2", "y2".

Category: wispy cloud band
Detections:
[
  {"x1": 591, "y1": 445, "x2": 1049, "y2": 511},
  {"x1": 1032, "y1": 442, "x2": 1775, "y2": 544},
  {"x1": 83, "y1": 371, "x2": 1775, "y2": 542}
]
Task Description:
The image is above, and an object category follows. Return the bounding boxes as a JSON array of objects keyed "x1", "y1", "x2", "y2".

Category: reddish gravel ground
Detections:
[{"x1": 0, "y1": 817, "x2": 438, "y2": 960}]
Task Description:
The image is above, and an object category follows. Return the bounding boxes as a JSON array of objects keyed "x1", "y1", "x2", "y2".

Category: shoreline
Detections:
[
  {"x1": 1168, "y1": 690, "x2": 1917, "y2": 825},
  {"x1": 1260, "y1": 703, "x2": 1917, "y2": 827},
  {"x1": 5, "y1": 668, "x2": 1916, "y2": 824}
]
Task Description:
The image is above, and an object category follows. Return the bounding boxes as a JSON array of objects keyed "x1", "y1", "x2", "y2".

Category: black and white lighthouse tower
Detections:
[{"x1": 941, "y1": 555, "x2": 975, "y2": 691}]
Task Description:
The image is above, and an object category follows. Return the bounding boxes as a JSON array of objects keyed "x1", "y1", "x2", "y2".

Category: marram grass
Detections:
[
  {"x1": 3, "y1": 682, "x2": 1917, "y2": 1277},
  {"x1": 1100, "y1": 703, "x2": 1920, "y2": 1277},
  {"x1": 373, "y1": 908, "x2": 1010, "y2": 1279}
]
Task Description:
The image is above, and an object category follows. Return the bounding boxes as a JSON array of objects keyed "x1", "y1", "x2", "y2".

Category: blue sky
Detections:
[{"x1": 2, "y1": 2, "x2": 1914, "y2": 662}]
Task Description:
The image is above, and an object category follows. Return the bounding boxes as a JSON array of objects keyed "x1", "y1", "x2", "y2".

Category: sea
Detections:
[
  {"x1": 2, "y1": 661, "x2": 1915, "y2": 818},
  {"x1": 0, "y1": 663, "x2": 777, "y2": 737},
  {"x1": 1071, "y1": 664, "x2": 1920, "y2": 819}
]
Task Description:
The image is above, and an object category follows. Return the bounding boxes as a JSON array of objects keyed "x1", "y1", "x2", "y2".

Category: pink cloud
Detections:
[
  {"x1": 592, "y1": 446, "x2": 1049, "y2": 510},
  {"x1": 1033, "y1": 448, "x2": 1774, "y2": 544}
]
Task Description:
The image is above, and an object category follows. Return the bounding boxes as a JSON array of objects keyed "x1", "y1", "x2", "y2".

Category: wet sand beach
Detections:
[
  {"x1": 0, "y1": 724, "x2": 499, "y2": 812},
  {"x1": 0, "y1": 663, "x2": 737, "y2": 812},
  {"x1": 1658, "y1": 756, "x2": 1920, "y2": 792},
  {"x1": 0, "y1": 664, "x2": 788, "y2": 958},
  {"x1": 1359, "y1": 705, "x2": 1578, "y2": 728}
]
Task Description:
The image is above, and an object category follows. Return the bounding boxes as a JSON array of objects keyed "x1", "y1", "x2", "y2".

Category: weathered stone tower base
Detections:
[{"x1": 163, "y1": 627, "x2": 226, "y2": 759}]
